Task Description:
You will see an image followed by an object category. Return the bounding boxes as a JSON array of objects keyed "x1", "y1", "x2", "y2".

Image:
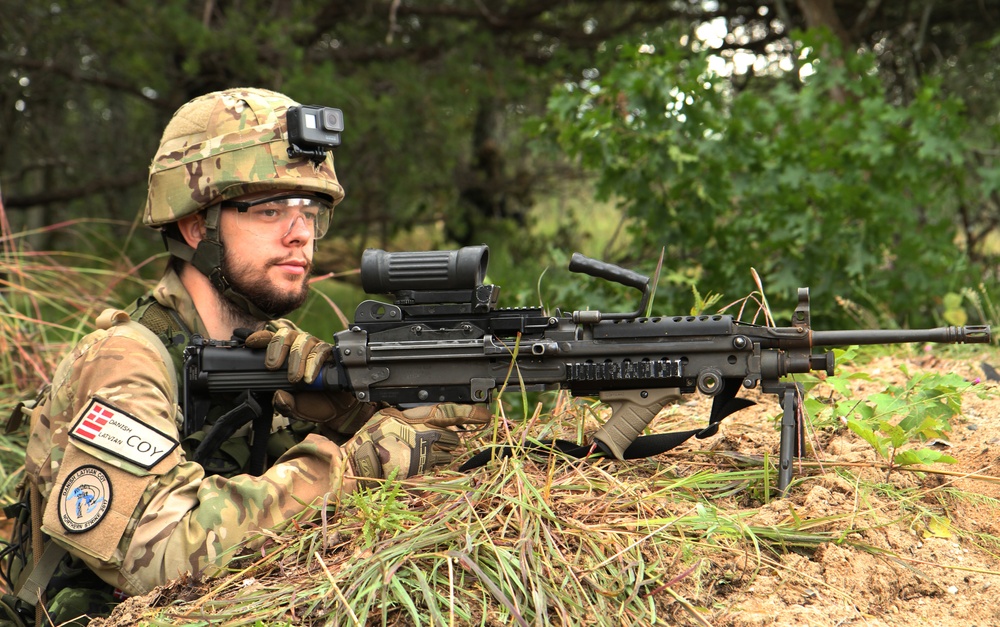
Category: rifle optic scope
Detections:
[{"x1": 360, "y1": 245, "x2": 489, "y2": 294}]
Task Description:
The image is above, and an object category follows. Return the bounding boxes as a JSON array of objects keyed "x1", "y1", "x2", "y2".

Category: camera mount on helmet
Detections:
[{"x1": 286, "y1": 105, "x2": 344, "y2": 165}]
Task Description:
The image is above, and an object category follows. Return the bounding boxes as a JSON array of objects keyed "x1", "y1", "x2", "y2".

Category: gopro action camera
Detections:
[{"x1": 286, "y1": 105, "x2": 344, "y2": 163}]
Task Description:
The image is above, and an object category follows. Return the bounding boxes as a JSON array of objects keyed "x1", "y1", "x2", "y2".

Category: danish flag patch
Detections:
[{"x1": 69, "y1": 398, "x2": 179, "y2": 470}]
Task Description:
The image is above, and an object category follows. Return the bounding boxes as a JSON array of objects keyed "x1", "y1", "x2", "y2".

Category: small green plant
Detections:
[
  {"x1": 800, "y1": 347, "x2": 872, "y2": 429},
  {"x1": 689, "y1": 284, "x2": 723, "y2": 316},
  {"x1": 805, "y1": 359, "x2": 972, "y2": 479},
  {"x1": 346, "y1": 470, "x2": 422, "y2": 544}
]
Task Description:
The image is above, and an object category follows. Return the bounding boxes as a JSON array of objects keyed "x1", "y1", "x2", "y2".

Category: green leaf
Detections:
[
  {"x1": 851, "y1": 402, "x2": 875, "y2": 421},
  {"x1": 892, "y1": 449, "x2": 957, "y2": 466},
  {"x1": 846, "y1": 419, "x2": 887, "y2": 459},
  {"x1": 826, "y1": 372, "x2": 871, "y2": 397},
  {"x1": 881, "y1": 423, "x2": 909, "y2": 449},
  {"x1": 868, "y1": 392, "x2": 904, "y2": 417},
  {"x1": 923, "y1": 515, "x2": 954, "y2": 539}
]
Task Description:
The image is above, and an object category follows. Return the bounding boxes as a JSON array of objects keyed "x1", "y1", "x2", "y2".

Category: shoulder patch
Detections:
[
  {"x1": 69, "y1": 398, "x2": 179, "y2": 470},
  {"x1": 58, "y1": 465, "x2": 112, "y2": 533}
]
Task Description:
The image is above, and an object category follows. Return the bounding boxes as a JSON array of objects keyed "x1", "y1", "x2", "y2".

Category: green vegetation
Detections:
[
  {"x1": 801, "y1": 347, "x2": 974, "y2": 477},
  {"x1": 6, "y1": 3, "x2": 1000, "y2": 330},
  {"x1": 539, "y1": 29, "x2": 1000, "y2": 326},
  {"x1": 97, "y1": 392, "x2": 1000, "y2": 626}
]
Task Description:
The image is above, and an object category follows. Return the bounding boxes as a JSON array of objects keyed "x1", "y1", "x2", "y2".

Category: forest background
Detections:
[{"x1": 3, "y1": 0, "x2": 1000, "y2": 336}]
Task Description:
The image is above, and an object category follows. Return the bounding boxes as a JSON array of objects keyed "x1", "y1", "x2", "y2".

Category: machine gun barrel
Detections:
[{"x1": 811, "y1": 325, "x2": 991, "y2": 347}]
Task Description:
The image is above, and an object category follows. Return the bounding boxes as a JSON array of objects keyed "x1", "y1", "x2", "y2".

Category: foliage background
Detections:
[{"x1": 2, "y1": 1, "x2": 999, "y2": 329}]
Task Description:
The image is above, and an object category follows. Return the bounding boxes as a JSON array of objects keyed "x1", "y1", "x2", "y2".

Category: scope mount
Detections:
[{"x1": 390, "y1": 283, "x2": 500, "y2": 314}]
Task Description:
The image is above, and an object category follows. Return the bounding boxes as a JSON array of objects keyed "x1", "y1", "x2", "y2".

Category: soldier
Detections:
[{"x1": 5, "y1": 88, "x2": 488, "y2": 625}]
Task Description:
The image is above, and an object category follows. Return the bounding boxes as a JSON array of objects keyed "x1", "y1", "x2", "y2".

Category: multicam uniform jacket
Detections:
[{"x1": 24, "y1": 267, "x2": 357, "y2": 599}]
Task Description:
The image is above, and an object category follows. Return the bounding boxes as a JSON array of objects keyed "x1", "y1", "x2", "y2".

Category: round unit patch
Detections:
[{"x1": 58, "y1": 465, "x2": 113, "y2": 533}]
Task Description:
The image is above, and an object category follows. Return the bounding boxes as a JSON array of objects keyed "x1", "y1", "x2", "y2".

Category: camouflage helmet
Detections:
[{"x1": 144, "y1": 87, "x2": 345, "y2": 227}]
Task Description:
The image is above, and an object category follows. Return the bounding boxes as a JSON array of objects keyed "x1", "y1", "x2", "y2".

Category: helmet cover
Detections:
[{"x1": 144, "y1": 88, "x2": 345, "y2": 227}]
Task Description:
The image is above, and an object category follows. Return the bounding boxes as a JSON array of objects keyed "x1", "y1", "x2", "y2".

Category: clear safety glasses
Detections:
[{"x1": 221, "y1": 194, "x2": 333, "y2": 239}]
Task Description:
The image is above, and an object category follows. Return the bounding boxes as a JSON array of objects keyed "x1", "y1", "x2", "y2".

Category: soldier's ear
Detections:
[{"x1": 175, "y1": 213, "x2": 206, "y2": 247}]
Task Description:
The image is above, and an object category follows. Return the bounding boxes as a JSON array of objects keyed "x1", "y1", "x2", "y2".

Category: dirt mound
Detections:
[{"x1": 705, "y1": 352, "x2": 1000, "y2": 627}]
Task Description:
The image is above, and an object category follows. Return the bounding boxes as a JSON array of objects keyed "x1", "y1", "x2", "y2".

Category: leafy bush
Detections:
[
  {"x1": 802, "y1": 349, "x2": 974, "y2": 477},
  {"x1": 537, "y1": 28, "x2": 998, "y2": 328}
]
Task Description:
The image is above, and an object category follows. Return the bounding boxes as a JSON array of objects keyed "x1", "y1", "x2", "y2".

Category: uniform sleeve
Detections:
[
  {"x1": 120, "y1": 435, "x2": 353, "y2": 594},
  {"x1": 35, "y1": 325, "x2": 357, "y2": 597}
]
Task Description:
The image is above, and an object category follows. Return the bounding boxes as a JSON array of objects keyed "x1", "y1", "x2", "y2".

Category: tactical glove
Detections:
[
  {"x1": 248, "y1": 327, "x2": 373, "y2": 437},
  {"x1": 246, "y1": 327, "x2": 332, "y2": 384},
  {"x1": 344, "y1": 404, "x2": 491, "y2": 488},
  {"x1": 272, "y1": 389, "x2": 377, "y2": 437}
]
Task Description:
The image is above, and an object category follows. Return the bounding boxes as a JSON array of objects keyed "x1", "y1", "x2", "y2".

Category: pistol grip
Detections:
[{"x1": 593, "y1": 388, "x2": 680, "y2": 459}]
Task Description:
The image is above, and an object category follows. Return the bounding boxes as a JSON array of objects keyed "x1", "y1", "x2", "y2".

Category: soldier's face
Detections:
[{"x1": 218, "y1": 194, "x2": 316, "y2": 317}]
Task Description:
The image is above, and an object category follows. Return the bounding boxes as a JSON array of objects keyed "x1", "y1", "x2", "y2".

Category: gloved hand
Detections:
[
  {"x1": 344, "y1": 404, "x2": 491, "y2": 488},
  {"x1": 246, "y1": 327, "x2": 332, "y2": 384},
  {"x1": 272, "y1": 389, "x2": 377, "y2": 437}
]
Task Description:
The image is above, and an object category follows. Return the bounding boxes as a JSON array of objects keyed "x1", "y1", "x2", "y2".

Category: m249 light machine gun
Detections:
[{"x1": 183, "y1": 246, "x2": 992, "y2": 492}]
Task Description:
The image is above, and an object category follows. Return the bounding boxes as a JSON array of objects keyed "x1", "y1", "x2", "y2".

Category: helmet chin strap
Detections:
[{"x1": 163, "y1": 205, "x2": 278, "y2": 322}]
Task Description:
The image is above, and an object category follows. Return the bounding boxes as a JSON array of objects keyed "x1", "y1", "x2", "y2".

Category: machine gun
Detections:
[{"x1": 183, "y1": 246, "x2": 991, "y2": 491}]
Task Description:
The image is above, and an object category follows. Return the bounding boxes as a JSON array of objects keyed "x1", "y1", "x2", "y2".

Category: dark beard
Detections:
[{"x1": 218, "y1": 253, "x2": 311, "y2": 326}]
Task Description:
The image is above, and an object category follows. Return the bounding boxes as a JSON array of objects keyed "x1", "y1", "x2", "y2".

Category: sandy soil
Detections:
[{"x1": 689, "y1": 350, "x2": 1000, "y2": 627}]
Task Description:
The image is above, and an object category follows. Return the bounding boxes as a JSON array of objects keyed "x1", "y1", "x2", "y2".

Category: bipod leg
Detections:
[{"x1": 775, "y1": 383, "x2": 804, "y2": 495}]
